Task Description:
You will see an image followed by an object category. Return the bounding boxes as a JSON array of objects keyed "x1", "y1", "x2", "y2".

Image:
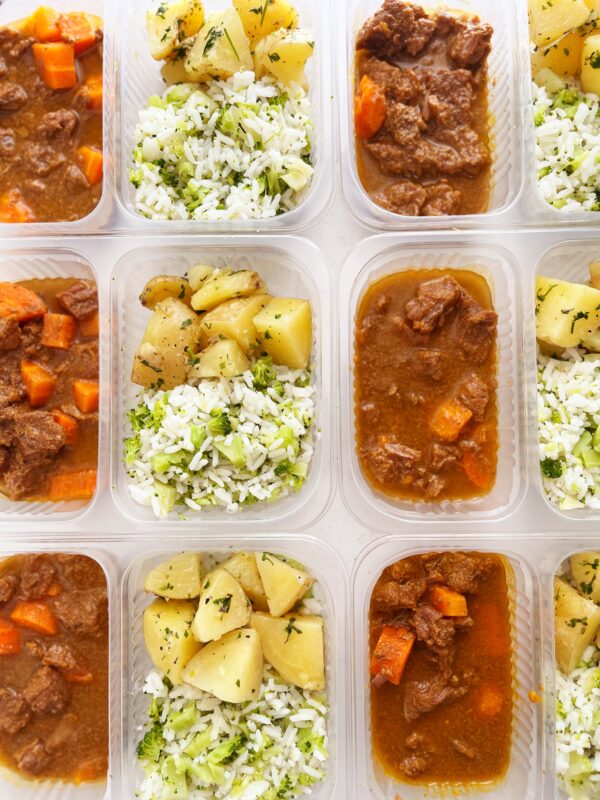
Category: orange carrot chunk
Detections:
[
  {"x1": 0, "y1": 190, "x2": 36, "y2": 223},
  {"x1": 32, "y1": 6, "x2": 62, "y2": 42},
  {"x1": 72, "y1": 379, "x2": 99, "y2": 413},
  {"x1": 476, "y1": 682, "x2": 504, "y2": 718},
  {"x1": 57, "y1": 12, "x2": 97, "y2": 55},
  {"x1": 370, "y1": 625, "x2": 415, "y2": 685},
  {"x1": 355, "y1": 74, "x2": 387, "y2": 139},
  {"x1": 461, "y1": 450, "x2": 495, "y2": 490},
  {"x1": 77, "y1": 146, "x2": 103, "y2": 185},
  {"x1": 429, "y1": 400, "x2": 473, "y2": 443},
  {"x1": 45, "y1": 581, "x2": 62, "y2": 598},
  {"x1": 51, "y1": 410, "x2": 79, "y2": 445},
  {"x1": 32, "y1": 42, "x2": 77, "y2": 90},
  {"x1": 41, "y1": 313, "x2": 78, "y2": 350},
  {"x1": 73, "y1": 756, "x2": 107, "y2": 784},
  {"x1": 83, "y1": 75, "x2": 103, "y2": 110},
  {"x1": 0, "y1": 283, "x2": 47, "y2": 321},
  {"x1": 11, "y1": 601, "x2": 58, "y2": 636},
  {"x1": 431, "y1": 585, "x2": 468, "y2": 617},
  {"x1": 48, "y1": 469, "x2": 97, "y2": 501},
  {"x1": 0, "y1": 619, "x2": 21, "y2": 655},
  {"x1": 79, "y1": 310, "x2": 99, "y2": 337},
  {"x1": 21, "y1": 360, "x2": 57, "y2": 407}
]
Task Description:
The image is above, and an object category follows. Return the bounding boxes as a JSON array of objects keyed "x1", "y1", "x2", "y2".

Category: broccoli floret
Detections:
[
  {"x1": 541, "y1": 458, "x2": 563, "y2": 479},
  {"x1": 208, "y1": 410, "x2": 232, "y2": 437},
  {"x1": 124, "y1": 434, "x2": 141, "y2": 466},
  {"x1": 252, "y1": 357, "x2": 276, "y2": 389},
  {"x1": 136, "y1": 722, "x2": 165, "y2": 762},
  {"x1": 207, "y1": 733, "x2": 247, "y2": 765},
  {"x1": 128, "y1": 403, "x2": 151, "y2": 432}
]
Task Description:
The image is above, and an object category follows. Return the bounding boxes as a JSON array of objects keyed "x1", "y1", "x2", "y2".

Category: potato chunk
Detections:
[
  {"x1": 233, "y1": 0, "x2": 298, "y2": 45},
  {"x1": 144, "y1": 599, "x2": 201, "y2": 684},
  {"x1": 191, "y1": 568, "x2": 251, "y2": 642},
  {"x1": 144, "y1": 552, "x2": 203, "y2": 599},
  {"x1": 528, "y1": 0, "x2": 591, "y2": 47},
  {"x1": 146, "y1": 0, "x2": 205, "y2": 60},
  {"x1": 571, "y1": 552, "x2": 600, "y2": 602},
  {"x1": 139, "y1": 275, "x2": 193, "y2": 309},
  {"x1": 191, "y1": 269, "x2": 265, "y2": 313},
  {"x1": 183, "y1": 628, "x2": 263, "y2": 702},
  {"x1": 222, "y1": 552, "x2": 269, "y2": 611},
  {"x1": 255, "y1": 552, "x2": 313, "y2": 617},
  {"x1": 554, "y1": 577, "x2": 600, "y2": 674},
  {"x1": 188, "y1": 339, "x2": 250, "y2": 379},
  {"x1": 251, "y1": 612, "x2": 325, "y2": 690},
  {"x1": 187, "y1": 264, "x2": 215, "y2": 290},
  {"x1": 254, "y1": 28, "x2": 314, "y2": 86},
  {"x1": 535, "y1": 276, "x2": 600, "y2": 348},
  {"x1": 253, "y1": 298, "x2": 312, "y2": 369},
  {"x1": 131, "y1": 342, "x2": 167, "y2": 388},
  {"x1": 531, "y1": 29, "x2": 586, "y2": 80},
  {"x1": 185, "y1": 8, "x2": 253, "y2": 82},
  {"x1": 582, "y1": 34, "x2": 600, "y2": 95},
  {"x1": 199, "y1": 294, "x2": 271, "y2": 353}
]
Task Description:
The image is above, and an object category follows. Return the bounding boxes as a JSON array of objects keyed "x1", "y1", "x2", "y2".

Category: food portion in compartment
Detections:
[
  {"x1": 0, "y1": 553, "x2": 108, "y2": 782},
  {"x1": 129, "y1": 0, "x2": 315, "y2": 221},
  {"x1": 0, "y1": 7, "x2": 104, "y2": 223},
  {"x1": 353, "y1": 0, "x2": 493, "y2": 217},
  {"x1": 0, "y1": 278, "x2": 99, "y2": 504},
  {"x1": 369, "y1": 551, "x2": 512, "y2": 784},
  {"x1": 124, "y1": 264, "x2": 316, "y2": 517},
  {"x1": 554, "y1": 552, "x2": 600, "y2": 798},
  {"x1": 536, "y1": 265, "x2": 600, "y2": 511},
  {"x1": 354, "y1": 269, "x2": 498, "y2": 502},
  {"x1": 529, "y1": 0, "x2": 600, "y2": 211},
  {"x1": 137, "y1": 550, "x2": 329, "y2": 800}
]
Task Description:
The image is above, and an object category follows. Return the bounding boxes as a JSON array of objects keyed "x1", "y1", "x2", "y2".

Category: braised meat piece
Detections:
[
  {"x1": 37, "y1": 109, "x2": 80, "y2": 144},
  {"x1": 0, "y1": 573, "x2": 18, "y2": 603},
  {"x1": 404, "y1": 671, "x2": 470, "y2": 722},
  {"x1": 458, "y1": 294, "x2": 498, "y2": 363},
  {"x1": 405, "y1": 276, "x2": 462, "y2": 333},
  {"x1": 431, "y1": 443, "x2": 457, "y2": 471},
  {"x1": 56, "y1": 281, "x2": 98, "y2": 320},
  {"x1": 424, "y1": 552, "x2": 493, "y2": 594},
  {"x1": 422, "y1": 68, "x2": 474, "y2": 129},
  {"x1": 16, "y1": 739, "x2": 50, "y2": 775},
  {"x1": 20, "y1": 319, "x2": 43, "y2": 353},
  {"x1": 0, "y1": 689, "x2": 31, "y2": 734},
  {"x1": 360, "y1": 56, "x2": 424, "y2": 104},
  {"x1": 18, "y1": 554, "x2": 57, "y2": 600},
  {"x1": 372, "y1": 578, "x2": 427, "y2": 611},
  {"x1": 356, "y1": 0, "x2": 437, "y2": 58},
  {"x1": 421, "y1": 181, "x2": 462, "y2": 216},
  {"x1": 410, "y1": 603, "x2": 457, "y2": 648},
  {"x1": 14, "y1": 412, "x2": 65, "y2": 466},
  {"x1": 364, "y1": 437, "x2": 423, "y2": 484},
  {"x1": 23, "y1": 142, "x2": 66, "y2": 177},
  {"x1": 0, "y1": 316, "x2": 21, "y2": 352},
  {"x1": 447, "y1": 22, "x2": 493, "y2": 68},
  {"x1": 412, "y1": 349, "x2": 445, "y2": 381},
  {"x1": 54, "y1": 587, "x2": 107, "y2": 636},
  {"x1": 378, "y1": 179, "x2": 461, "y2": 216},
  {"x1": 0, "y1": 82, "x2": 27, "y2": 111},
  {"x1": 458, "y1": 374, "x2": 489, "y2": 421},
  {"x1": 23, "y1": 666, "x2": 70, "y2": 715},
  {"x1": 399, "y1": 752, "x2": 430, "y2": 777},
  {"x1": 3, "y1": 464, "x2": 44, "y2": 500}
]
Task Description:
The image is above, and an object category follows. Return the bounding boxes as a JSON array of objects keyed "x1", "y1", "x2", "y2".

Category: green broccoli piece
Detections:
[
  {"x1": 207, "y1": 733, "x2": 247, "y2": 765},
  {"x1": 208, "y1": 410, "x2": 232, "y2": 437},
  {"x1": 252, "y1": 357, "x2": 276, "y2": 389},
  {"x1": 136, "y1": 722, "x2": 165, "y2": 762},
  {"x1": 124, "y1": 435, "x2": 141, "y2": 466},
  {"x1": 541, "y1": 458, "x2": 563, "y2": 479}
]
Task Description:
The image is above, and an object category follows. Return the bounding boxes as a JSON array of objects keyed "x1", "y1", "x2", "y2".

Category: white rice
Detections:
[
  {"x1": 130, "y1": 71, "x2": 314, "y2": 220},
  {"x1": 533, "y1": 80, "x2": 600, "y2": 212},
  {"x1": 537, "y1": 347, "x2": 600, "y2": 510}
]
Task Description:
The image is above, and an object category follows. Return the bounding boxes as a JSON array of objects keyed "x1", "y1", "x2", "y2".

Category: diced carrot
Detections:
[
  {"x1": 45, "y1": 581, "x2": 62, "y2": 598},
  {"x1": 431, "y1": 585, "x2": 468, "y2": 617},
  {"x1": 41, "y1": 313, "x2": 78, "y2": 350},
  {"x1": 72, "y1": 379, "x2": 99, "y2": 413},
  {"x1": 57, "y1": 12, "x2": 97, "y2": 55},
  {"x1": 354, "y1": 74, "x2": 387, "y2": 139},
  {"x1": 79, "y1": 310, "x2": 99, "y2": 337},
  {"x1": 370, "y1": 625, "x2": 415, "y2": 685},
  {"x1": 0, "y1": 283, "x2": 47, "y2": 322},
  {"x1": 31, "y1": 6, "x2": 62, "y2": 42},
  {"x1": 32, "y1": 42, "x2": 77, "y2": 90},
  {"x1": 0, "y1": 619, "x2": 21, "y2": 655},
  {"x1": 83, "y1": 75, "x2": 102, "y2": 110},
  {"x1": 51, "y1": 410, "x2": 79, "y2": 446},
  {"x1": 429, "y1": 400, "x2": 473, "y2": 443},
  {"x1": 476, "y1": 682, "x2": 504, "y2": 718},
  {"x1": 77, "y1": 146, "x2": 103, "y2": 185},
  {"x1": 64, "y1": 670, "x2": 93, "y2": 684},
  {"x1": 461, "y1": 449, "x2": 495, "y2": 490},
  {"x1": 0, "y1": 190, "x2": 35, "y2": 224},
  {"x1": 11, "y1": 601, "x2": 58, "y2": 636},
  {"x1": 20, "y1": 360, "x2": 57, "y2": 407},
  {"x1": 73, "y1": 756, "x2": 107, "y2": 784},
  {"x1": 48, "y1": 469, "x2": 97, "y2": 502}
]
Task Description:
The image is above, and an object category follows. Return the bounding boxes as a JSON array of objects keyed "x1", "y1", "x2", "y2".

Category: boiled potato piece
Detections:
[
  {"x1": 528, "y1": 0, "x2": 591, "y2": 47},
  {"x1": 183, "y1": 628, "x2": 263, "y2": 702},
  {"x1": 233, "y1": 0, "x2": 298, "y2": 46},
  {"x1": 222, "y1": 552, "x2": 269, "y2": 611},
  {"x1": 138, "y1": 297, "x2": 202, "y2": 389},
  {"x1": 571, "y1": 552, "x2": 600, "y2": 602},
  {"x1": 191, "y1": 269, "x2": 265, "y2": 313},
  {"x1": 555, "y1": 577, "x2": 600, "y2": 674},
  {"x1": 251, "y1": 612, "x2": 324, "y2": 690},
  {"x1": 188, "y1": 264, "x2": 215, "y2": 290},
  {"x1": 254, "y1": 28, "x2": 314, "y2": 86},
  {"x1": 144, "y1": 599, "x2": 201, "y2": 684},
  {"x1": 188, "y1": 339, "x2": 250, "y2": 379},
  {"x1": 132, "y1": 342, "x2": 167, "y2": 388},
  {"x1": 255, "y1": 552, "x2": 313, "y2": 617},
  {"x1": 161, "y1": 58, "x2": 197, "y2": 85},
  {"x1": 185, "y1": 8, "x2": 253, "y2": 82},
  {"x1": 146, "y1": 0, "x2": 205, "y2": 60},
  {"x1": 191, "y1": 568, "x2": 251, "y2": 642},
  {"x1": 199, "y1": 294, "x2": 271, "y2": 353},
  {"x1": 140, "y1": 275, "x2": 193, "y2": 309},
  {"x1": 144, "y1": 552, "x2": 203, "y2": 599},
  {"x1": 582, "y1": 34, "x2": 600, "y2": 94},
  {"x1": 253, "y1": 298, "x2": 312, "y2": 369},
  {"x1": 535, "y1": 276, "x2": 600, "y2": 348},
  {"x1": 532, "y1": 29, "x2": 586, "y2": 79}
]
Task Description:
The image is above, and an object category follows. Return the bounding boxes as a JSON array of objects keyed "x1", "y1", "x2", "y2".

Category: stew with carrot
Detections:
[
  {"x1": 369, "y1": 551, "x2": 513, "y2": 784},
  {"x1": 0, "y1": 552, "x2": 108, "y2": 782},
  {"x1": 354, "y1": 269, "x2": 498, "y2": 502},
  {"x1": 0, "y1": 278, "x2": 99, "y2": 502},
  {"x1": 0, "y1": 7, "x2": 103, "y2": 223}
]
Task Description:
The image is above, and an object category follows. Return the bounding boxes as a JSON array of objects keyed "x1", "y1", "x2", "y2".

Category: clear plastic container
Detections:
[
  {"x1": 116, "y1": 0, "x2": 334, "y2": 233},
  {"x1": 110, "y1": 236, "x2": 335, "y2": 530},
  {"x1": 350, "y1": 537, "x2": 542, "y2": 800},
  {"x1": 0, "y1": 247, "x2": 105, "y2": 523},
  {"x1": 121, "y1": 535, "x2": 349, "y2": 800},
  {"x1": 338, "y1": 0, "x2": 524, "y2": 230},
  {"x1": 339, "y1": 234, "x2": 526, "y2": 530}
]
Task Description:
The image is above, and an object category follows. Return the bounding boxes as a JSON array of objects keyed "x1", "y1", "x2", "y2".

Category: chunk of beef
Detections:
[
  {"x1": 25, "y1": 640, "x2": 45, "y2": 659},
  {"x1": 58, "y1": 340, "x2": 99, "y2": 381},
  {"x1": 400, "y1": 752, "x2": 430, "y2": 777},
  {"x1": 425, "y1": 473, "x2": 445, "y2": 498},
  {"x1": 360, "y1": 57, "x2": 424, "y2": 104},
  {"x1": 357, "y1": 0, "x2": 437, "y2": 58},
  {"x1": 0, "y1": 689, "x2": 31, "y2": 734},
  {"x1": 65, "y1": 164, "x2": 89, "y2": 193},
  {"x1": 20, "y1": 320, "x2": 43, "y2": 353},
  {"x1": 0, "y1": 316, "x2": 21, "y2": 352},
  {"x1": 377, "y1": 180, "x2": 427, "y2": 216},
  {"x1": 435, "y1": 125, "x2": 490, "y2": 176},
  {"x1": 18, "y1": 554, "x2": 57, "y2": 600},
  {"x1": 406, "y1": 731, "x2": 431, "y2": 751},
  {"x1": 0, "y1": 383, "x2": 23, "y2": 410},
  {"x1": 0, "y1": 572, "x2": 18, "y2": 603},
  {"x1": 23, "y1": 666, "x2": 70, "y2": 715},
  {"x1": 435, "y1": 11, "x2": 464, "y2": 38},
  {"x1": 16, "y1": 739, "x2": 50, "y2": 775},
  {"x1": 411, "y1": 603, "x2": 456, "y2": 648},
  {"x1": 22, "y1": 143, "x2": 65, "y2": 177},
  {"x1": 452, "y1": 738, "x2": 476, "y2": 758},
  {"x1": 56, "y1": 281, "x2": 98, "y2": 320},
  {"x1": 56, "y1": 553, "x2": 105, "y2": 587},
  {"x1": 365, "y1": 437, "x2": 423, "y2": 484},
  {"x1": 431, "y1": 443, "x2": 457, "y2": 471},
  {"x1": 457, "y1": 295, "x2": 497, "y2": 363},
  {"x1": 37, "y1": 109, "x2": 79, "y2": 144},
  {"x1": 405, "y1": 276, "x2": 462, "y2": 333},
  {"x1": 447, "y1": 22, "x2": 493, "y2": 68},
  {"x1": 412, "y1": 349, "x2": 445, "y2": 381},
  {"x1": 0, "y1": 128, "x2": 16, "y2": 159},
  {"x1": 458, "y1": 374, "x2": 489, "y2": 421},
  {"x1": 14, "y1": 412, "x2": 65, "y2": 466},
  {"x1": 421, "y1": 68, "x2": 474, "y2": 128},
  {"x1": 0, "y1": 57, "x2": 7, "y2": 78},
  {"x1": 404, "y1": 671, "x2": 469, "y2": 722},
  {"x1": 365, "y1": 134, "x2": 468, "y2": 179},
  {"x1": 372, "y1": 578, "x2": 427, "y2": 611},
  {"x1": 0, "y1": 82, "x2": 27, "y2": 111},
  {"x1": 41, "y1": 643, "x2": 80, "y2": 672},
  {"x1": 9, "y1": 37, "x2": 35, "y2": 59},
  {"x1": 54, "y1": 586, "x2": 107, "y2": 636},
  {"x1": 388, "y1": 558, "x2": 426, "y2": 584},
  {"x1": 3, "y1": 464, "x2": 44, "y2": 500},
  {"x1": 422, "y1": 181, "x2": 462, "y2": 216},
  {"x1": 387, "y1": 102, "x2": 426, "y2": 147},
  {"x1": 424, "y1": 552, "x2": 493, "y2": 594}
]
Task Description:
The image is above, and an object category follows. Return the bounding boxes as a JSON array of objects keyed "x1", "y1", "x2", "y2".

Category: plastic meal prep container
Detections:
[{"x1": 338, "y1": 234, "x2": 526, "y2": 530}]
